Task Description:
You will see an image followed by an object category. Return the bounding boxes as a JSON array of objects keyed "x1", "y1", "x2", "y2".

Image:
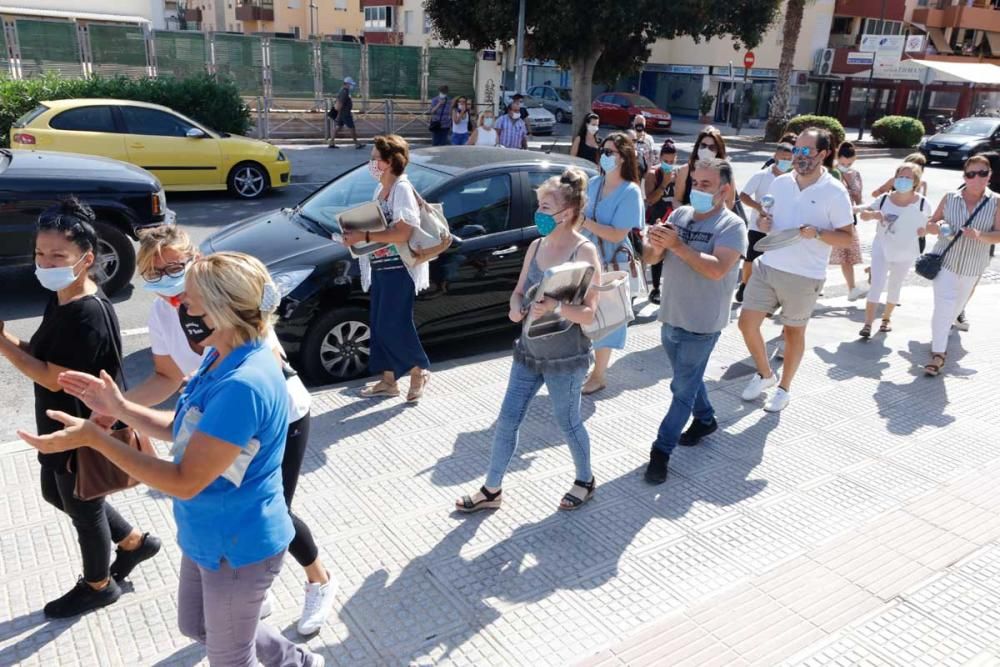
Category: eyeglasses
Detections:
[
  {"x1": 698, "y1": 142, "x2": 716, "y2": 151},
  {"x1": 601, "y1": 148, "x2": 618, "y2": 157},
  {"x1": 791, "y1": 147, "x2": 813, "y2": 157},
  {"x1": 964, "y1": 169, "x2": 990, "y2": 179},
  {"x1": 634, "y1": 125, "x2": 645, "y2": 132},
  {"x1": 142, "y1": 260, "x2": 191, "y2": 283}
]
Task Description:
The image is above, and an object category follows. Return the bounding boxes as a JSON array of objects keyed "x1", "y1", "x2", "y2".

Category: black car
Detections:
[
  {"x1": 920, "y1": 117, "x2": 1000, "y2": 166},
  {"x1": 0, "y1": 149, "x2": 172, "y2": 295},
  {"x1": 204, "y1": 147, "x2": 598, "y2": 384}
]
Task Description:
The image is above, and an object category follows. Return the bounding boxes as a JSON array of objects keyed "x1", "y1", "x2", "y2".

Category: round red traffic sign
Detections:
[{"x1": 744, "y1": 52, "x2": 755, "y2": 69}]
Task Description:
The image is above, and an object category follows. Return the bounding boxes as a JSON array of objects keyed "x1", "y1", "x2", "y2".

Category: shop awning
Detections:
[
  {"x1": 909, "y1": 59, "x2": 1000, "y2": 85},
  {"x1": 0, "y1": 5, "x2": 151, "y2": 24}
]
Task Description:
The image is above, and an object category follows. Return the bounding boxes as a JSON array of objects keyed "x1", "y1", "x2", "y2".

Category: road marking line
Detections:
[{"x1": 122, "y1": 327, "x2": 150, "y2": 338}]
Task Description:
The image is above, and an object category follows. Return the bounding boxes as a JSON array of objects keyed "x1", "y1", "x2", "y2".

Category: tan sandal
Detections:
[
  {"x1": 924, "y1": 353, "x2": 946, "y2": 377},
  {"x1": 360, "y1": 380, "x2": 399, "y2": 398},
  {"x1": 879, "y1": 319, "x2": 892, "y2": 333},
  {"x1": 582, "y1": 376, "x2": 606, "y2": 395},
  {"x1": 407, "y1": 370, "x2": 430, "y2": 403}
]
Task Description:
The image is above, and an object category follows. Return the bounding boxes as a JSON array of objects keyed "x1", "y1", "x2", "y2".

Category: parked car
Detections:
[
  {"x1": 919, "y1": 117, "x2": 1000, "y2": 166},
  {"x1": 592, "y1": 92, "x2": 672, "y2": 131},
  {"x1": 10, "y1": 99, "x2": 290, "y2": 199},
  {"x1": 528, "y1": 85, "x2": 574, "y2": 123},
  {"x1": 499, "y1": 93, "x2": 557, "y2": 135},
  {"x1": 203, "y1": 147, "x2": 598, "y2": 384},
  {"x1": 0, "y1": 149, "x2": 173, "y2": 295}
]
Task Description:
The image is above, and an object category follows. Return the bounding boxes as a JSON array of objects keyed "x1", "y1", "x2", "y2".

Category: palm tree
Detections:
[{"x1": 765, "y1": 0, "x2": 806, "y2": 141}]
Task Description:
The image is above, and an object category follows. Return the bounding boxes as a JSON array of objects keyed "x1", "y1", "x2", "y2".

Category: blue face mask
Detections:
[
  {"x1": 894, "y1": 177, "x2": 914, "y2": 193},
  {"x1": 599, "y1": 153, "x2": 618, "y2": 175},
  {"x1": 660, "y1": 161, "x2": 674, "y2": 173},
  {"x1": 689, "y1": 188, "x2": 717, "y2": 214},
  {"x1": 534, "y1": 208, "x2": 567, "y2": 236},
  {"x1": 777, "y1": 159, "x2": 793, "y2": 173},
  {"x1": 35, "y1": 255, "x2": 87, "y2": 292},
  {"x1": 142, "y1": 269, "x2": 188, "y2": 297}
]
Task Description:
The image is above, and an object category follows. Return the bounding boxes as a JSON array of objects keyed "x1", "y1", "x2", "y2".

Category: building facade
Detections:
[
  {"x1": 229, "y1": 0, "x2": 362, "y2": 38},
  {"x1": 1, "y1": 0, "x2": 164, "y2": 27}
]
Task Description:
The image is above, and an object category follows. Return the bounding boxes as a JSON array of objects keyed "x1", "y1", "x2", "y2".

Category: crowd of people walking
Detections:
[{"x1": 5, "y1": 101, "x2": 1000, "y2": 665}]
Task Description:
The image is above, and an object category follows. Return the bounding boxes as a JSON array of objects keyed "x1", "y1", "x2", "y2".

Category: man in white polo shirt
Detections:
[{"x1": 738, "y1": 128, "x2": 854, "y2": 412}]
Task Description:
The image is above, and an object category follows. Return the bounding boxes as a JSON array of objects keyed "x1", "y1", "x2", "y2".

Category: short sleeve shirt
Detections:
[
  {"x1": 149, "y1": 297, "x2": 203, "y2": 378},
  {"x1": 760, "y1": 170, "x2": 854, "y2": 280},
  {"x1": 741, "y1": 167, "x2": 779, "y2": 232},
  {"x1": 583, "y1": 176, "x2": 644, "y2": 264},
  {"x1": 336, "y1": 88, "x2": 353, "y2": 116},
  {"x1": 863, "y1": 194, "x2": 929, "y2": 263},
  {"x1": 171, "y1": 340, "x2": 293, "y2": 570},
  {"x1": 658, "y1": 206, "x2": 748, "y2": 333},
  {"x1": 495, "y1": 113, "x2": 528, "y2": 149}
]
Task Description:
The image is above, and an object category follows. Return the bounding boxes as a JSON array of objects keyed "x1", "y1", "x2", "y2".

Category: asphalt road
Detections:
[{"x1": 0, "y1": 139, "x2": 963, "y2": 443}]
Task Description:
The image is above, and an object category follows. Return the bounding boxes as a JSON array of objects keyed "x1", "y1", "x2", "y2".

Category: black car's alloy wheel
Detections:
[
  {"x1": 91, "y1": 221, "x2": 136, "y2": 297},
  {"x1": 302, "y1": 307, "x2": 372, "y2": 384}
]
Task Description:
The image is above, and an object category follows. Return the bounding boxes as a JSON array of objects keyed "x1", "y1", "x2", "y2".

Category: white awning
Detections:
[
  {"x1": 0, "y1": 6, "x2": 151, "y2": 24},
  {"x1": 909, "y1": 59, "x2": 1000, "y2": 85}
]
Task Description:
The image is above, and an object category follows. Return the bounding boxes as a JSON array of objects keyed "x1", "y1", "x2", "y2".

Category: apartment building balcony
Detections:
[
  {"x1": 834, "y1": 0, "x2": 905, "y2": 22},
  {"x1": 236, "y1": 0, "x2": 275, "y2": 22},
  {"x1": 183, "y1": 8, "x2": 203, "y2": 22},
  {"x1": 912, "y1": 0, "x2": 1000, "y2": 32}
]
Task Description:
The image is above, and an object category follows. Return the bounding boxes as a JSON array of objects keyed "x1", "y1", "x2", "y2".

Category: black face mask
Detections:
[{"x1": 178, "y1": 304, "x2": 214, "y2": 345}]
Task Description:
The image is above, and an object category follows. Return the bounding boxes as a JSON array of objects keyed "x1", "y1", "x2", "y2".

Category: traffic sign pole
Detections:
[{"x1": 736, "y1": 52, "x2": 754, "y2": 135}]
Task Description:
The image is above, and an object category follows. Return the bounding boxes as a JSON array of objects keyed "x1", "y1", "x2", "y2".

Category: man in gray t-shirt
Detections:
[{"x1": 641, "y1": 158, "x2": 747, "y2": 484}]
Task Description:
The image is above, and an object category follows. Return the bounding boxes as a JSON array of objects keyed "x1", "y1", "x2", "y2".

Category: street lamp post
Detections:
[{"x1": 858, "y1": 0, "x2": 888, "y2": 141}]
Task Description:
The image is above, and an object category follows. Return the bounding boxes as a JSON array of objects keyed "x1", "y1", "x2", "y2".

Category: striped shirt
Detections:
[
  {"x1": 495, "y1": 113, "x2": 527, "y2": 149},
  {"x1": 932, "y1": 190, "x2": 998, "y2": 277}
]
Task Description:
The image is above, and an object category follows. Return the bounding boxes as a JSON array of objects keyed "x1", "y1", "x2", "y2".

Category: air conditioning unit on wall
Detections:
[{"x1": 814, "y1": 48, "x2": 834, "y2": 76}]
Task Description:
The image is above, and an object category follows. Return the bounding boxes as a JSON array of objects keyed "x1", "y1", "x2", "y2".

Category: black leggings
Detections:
[
  {"x1": 40, "y1": 463, "x2": 133, "y2": 582},
  {"x1": 283, "y1": 413, "x2": 319, "y2": 568},
  {"x1": 650, "y1": 260, "x2": 663, "y2": 292}
]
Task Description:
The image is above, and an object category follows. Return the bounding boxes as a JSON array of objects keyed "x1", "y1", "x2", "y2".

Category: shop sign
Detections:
[{"x1": 709, "y1": 66, "x2": 779, "y2": 78}]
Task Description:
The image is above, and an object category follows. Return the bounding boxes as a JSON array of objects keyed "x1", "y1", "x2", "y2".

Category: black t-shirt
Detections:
[
  {"x1": 29, "y1": 292, "x2": 121, "y2": 468},
  {"x1": 337, "y1": 87, "x2": 353, "y2": 116}
]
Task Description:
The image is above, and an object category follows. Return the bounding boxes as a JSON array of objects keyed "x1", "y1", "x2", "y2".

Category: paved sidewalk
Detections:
[{"x1": 2, "y1": 276, "x2": 999, "y2": 666}]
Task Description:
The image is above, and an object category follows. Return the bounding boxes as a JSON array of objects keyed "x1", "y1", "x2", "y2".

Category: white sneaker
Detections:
[
  {"x1": 306, "y1": 652, "x2": 326, "y2": 667},
  {"x1": 764, "y1": 388, "x2": 791, "y2": 413},
  {"x1": 297, "y1": 574, "x2": 338, "y2": 636},
  {"x1": 260, "y1": 590, "x2": 274, "y2": 619},
  {"x1": 953, "y1": 312, "x2": 970, "y2": 332},
  {"x1": 773, "y1": 339, "x2": 785, "y2": 360},
  {"x1": 848, "y1": 286, "x2": 868, "y2": 302},
  {"x1": 741, "y1": 372, "x2": 778, "y2": 401}
]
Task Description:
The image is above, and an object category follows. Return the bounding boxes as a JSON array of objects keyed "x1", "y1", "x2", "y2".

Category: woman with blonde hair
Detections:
[
  {"x1": 456, "y1": 167, "x2": 602, "y2": 512},
  {"x1": 469, "y1": 110, "x2": 499, "y2": 146},
  {"x1": 20, "y1": 252, "x2": 326, "y2": 666}
]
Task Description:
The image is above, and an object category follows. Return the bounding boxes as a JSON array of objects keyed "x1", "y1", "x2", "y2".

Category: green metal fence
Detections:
[
  {"x1": 368, "y1": 45, "x2": 421, "y2": 99},
  {"x1": 89, "y1": 24, "x2": 148, "y2": 78},
  {"x1": 320, "y1": 41, "x2": 362, "y2": 95},
  {"x1": 153, "y1": 30, "x2": 207, "y2": 80},
  {"x1": 270, "y1": 38, "x2": 314, "y2": 98},
  {"x1": 213, "y1": 33, "x2": 264, "y2": 96},
  {"x1": 16, "y1": 19, "x2": 82, "y2": 78},
  {"x1": 428, "y1": 48, "x2": 475, "y2": 99}
]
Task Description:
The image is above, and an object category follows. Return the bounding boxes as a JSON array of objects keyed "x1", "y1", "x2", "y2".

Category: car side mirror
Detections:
[{"x1": 186, "y1": 128, "x2": 207, "y2": 139}]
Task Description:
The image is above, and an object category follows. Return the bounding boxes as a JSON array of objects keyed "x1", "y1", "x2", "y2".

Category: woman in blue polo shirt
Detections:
[{"x1": 18, "y1": 252, "x2": 325, "y2": 667}]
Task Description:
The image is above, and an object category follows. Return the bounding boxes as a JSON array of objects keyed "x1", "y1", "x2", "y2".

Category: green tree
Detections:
[
  {"x1": 425, "y1": 0, "x2": 782, "y2": 125},
  {"x1": 765, "y1": 0, "x2": 807, "y2": 141}
]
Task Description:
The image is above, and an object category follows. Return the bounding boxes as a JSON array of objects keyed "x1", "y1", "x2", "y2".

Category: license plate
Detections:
[
  {"x1": 657, "y1": 121, "x2": 668, "y2": 126},
  {"x1": 930, "y1": 150, "x2": 948, "y2": 157}
]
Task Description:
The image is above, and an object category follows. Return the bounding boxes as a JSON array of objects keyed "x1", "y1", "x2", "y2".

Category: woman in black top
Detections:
[
  {"x1": 570, "y1": 112, "x2": 601, "y2": 165},
  {"x1": 0, "y1": 199, "x2": 160, "y2": 618}
]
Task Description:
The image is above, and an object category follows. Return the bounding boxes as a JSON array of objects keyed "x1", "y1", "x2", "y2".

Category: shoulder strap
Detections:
[
  {"x1": 919, "y1": 195, "x2": 926, "y2": 212},
  {"x1": 939, "y1": 193, "x2": 993, "y2": 258},
  {"x1": 94, "y1": 295, "x2": 127, "y2": 390},
  {"x1": 570, "y1": 239, "x2": 588, "y2": 261},
  {"x1": 878, "y1": 194, "x2": 889, "y2": 210}
]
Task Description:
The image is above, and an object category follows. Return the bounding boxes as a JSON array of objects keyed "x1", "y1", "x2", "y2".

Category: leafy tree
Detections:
[{"x1": 425, "y1": 0, "x2": 782, "y2": 125}]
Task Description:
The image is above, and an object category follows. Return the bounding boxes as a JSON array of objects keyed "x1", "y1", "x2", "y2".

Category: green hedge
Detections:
[
  {"x1": 871, "y1": 115, "x2": 925, "y2": 148},
  {"x1": 0, "y1": 73, "x2": 251, "y2": 147},
  {"x1": 784, "y1": 114, "x2": 846, "y2": 148}
]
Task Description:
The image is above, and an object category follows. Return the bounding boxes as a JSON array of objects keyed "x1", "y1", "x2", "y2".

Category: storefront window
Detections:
[
  {"x1": 796, "y1": 82, "x2": 820, "y2": 116},
  {"x1": 974, "y1": 90, "x2": 1000, "y2": 115}
]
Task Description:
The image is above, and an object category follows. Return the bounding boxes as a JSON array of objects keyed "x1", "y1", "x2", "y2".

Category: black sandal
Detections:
[
  {"x1": 559, "y1": 478, "x2": 596, "y2": 511},
  {"x1": 455, "y1": 486, "x2": 502, "y2": 513},
  {"x1": 879, "y1": 319, "x2": 892, "y2": 333},
  {"x1": 859, "y1": 324, "x2": 872, "y2": 339}
]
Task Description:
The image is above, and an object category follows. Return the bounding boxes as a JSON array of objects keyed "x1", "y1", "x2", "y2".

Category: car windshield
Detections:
[
  {"x1": 945, "y1": 119, "x2": 1000, "y2": 136},
  {"x1": 633, "y1": 96, "x2": 659, "y2": 109},
  {"x1": 297, "y1": 162, "x2": 450, "y2": 233}
]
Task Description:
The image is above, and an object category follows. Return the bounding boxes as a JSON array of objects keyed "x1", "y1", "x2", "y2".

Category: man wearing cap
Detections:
[{"x1": 329, "y1": 77, "x2": 363, "y2": 149}]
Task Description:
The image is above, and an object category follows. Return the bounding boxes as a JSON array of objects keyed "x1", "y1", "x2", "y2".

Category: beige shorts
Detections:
[{"x1": 743, "y1": 261, "x2": 824, "y2": 328}]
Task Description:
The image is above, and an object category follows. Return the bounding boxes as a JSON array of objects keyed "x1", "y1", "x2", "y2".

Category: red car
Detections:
[{"x1": 592, "y1": 92, "x2": 672, "y2": 130}]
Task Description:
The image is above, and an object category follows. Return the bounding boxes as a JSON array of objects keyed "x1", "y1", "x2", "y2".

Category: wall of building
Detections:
[{"x1": 9, "y1": 0, "x2": 166, "y2": 26}]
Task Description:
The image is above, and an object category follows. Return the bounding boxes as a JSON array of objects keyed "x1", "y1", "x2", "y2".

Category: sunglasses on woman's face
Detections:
[
  {"x1": 965, "y1": 169, "x2": 990, "y2": 179},
  {"x1": 602, "y1": 148, "x2": 618, "y2": 157},
  {"x1": 699, "y1": 142, "x2": 716, "y2": 151}
]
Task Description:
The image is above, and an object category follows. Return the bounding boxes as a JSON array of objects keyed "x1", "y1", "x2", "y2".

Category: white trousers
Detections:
[
  {"x1": 931, "y1": 267, "x2": 978, "y2": 354},
  {"x1": 867, "y1": 244, "x2": 911, "y2": 306}
]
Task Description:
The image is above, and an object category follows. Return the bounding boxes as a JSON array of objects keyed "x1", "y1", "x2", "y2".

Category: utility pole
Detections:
[
  {"x1": 858, "y1": 0, "x2": 887, "y2": 141},
  {"x1": 309, "y1": 1, "x2": 318, "y2": 38},
  {"x1": 513, "y1": 0, "x2": 526, "y2": 94}
]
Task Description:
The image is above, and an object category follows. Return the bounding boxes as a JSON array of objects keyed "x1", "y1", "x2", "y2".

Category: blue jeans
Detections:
[
  {"x1": 486, "y1": 361, "x2": 591, "y2": 488},
  {"x1": 451, "y1": 132, "x2": 469, "y2": 145},
  {"x1": 431, "y1": 128, "x2": 451, "y2": 146},
  {"x1": 653, "y1": 323, "x2": 721, "y2": 456}
]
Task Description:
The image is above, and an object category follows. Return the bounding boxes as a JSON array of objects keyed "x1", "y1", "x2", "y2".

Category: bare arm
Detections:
[
  {"x1": 739, "y1": 191, "x2": 763, "y2": 214},
  {"x1": 551, "y1": 244, "x2": 602, "y2": 326},
  {"x1": 59, "y1": 369, "x2": 176, "y2": 441},
  {"x1": 509, "y1": 240, "x2": 539, "y2": 322},
  {"x1": 673, "y1": 165, "x2": 689, "y2": 207},
  {"x1": 812, "y1": 224, "x2": 855, "y2": 248},
  {"x1": 926, "y1": 197, "x2": 947, "y2": 234},
  {"x1": 0, "y1": 332, "x2": 72, "y2": 392},
  {"x1": 468, "y1": 128, "x2": 479, "y2": 145},
  {"x1": 368, "y1": 219, "x2": 415, "y2": 245},
  {"x1": 124, "y1": 354, "x2": 186, "y2": 407},
  {"x1": 872, "y1": 176, "x2": 892, "y2": 198},
  {"x1": 570, "y1": 136, "x2": 580, "y2": 157}
]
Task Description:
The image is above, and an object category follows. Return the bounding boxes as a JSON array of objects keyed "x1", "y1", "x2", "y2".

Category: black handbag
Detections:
[{"x1": 914, "y1": 196, "x2": 991, "y2": 280}]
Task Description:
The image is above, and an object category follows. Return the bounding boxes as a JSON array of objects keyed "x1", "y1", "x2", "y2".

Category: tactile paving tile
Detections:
[
  {"x1": 784, "y1": 634, "x2": 896, "y2": 667},
  {"x1": 681, "y1": 459, "x2": 786, "y2": 507},
  {"x1": 840, "y1": 460, "x2": 938, "y2": 502},
  {"x1": 95, "y1": 588, "x2": 192, "y2": 664},
  {"x1": 399, "y1": 624, "x2": 510, "y2": 667},
  {"x1": 0, "y1": 613, "x2": 108, "y2": 667},
  {"x1": 291, "y1": 483, "x2": 380, "y2": 537},
  {"x1": 882, "y1": 441, "x2": 972, "y2": 483},
  {"x1": 568, "y1": 496, "x2": 684, "y2": 557},
  {"x1": 954, "y1": 545, "x2": 1000, "y2": 591},
  {"x1": 0, "y1": 519, "x2": 77, "y2": 578},
  {"x1": 850, "y1": 602, "x2": 987, "y2": 667},
  {"x1": 905, "y1": 572, "x2": 1000, "y2": 646},
  {"x1": 0, "y1": 451, "x2": 44, "y2": 490},
  {"x1": 747, "y1": 490, "x2": 860, "y2": 546},
  {"x1": 691, "y1": 510, "x2": 805, "y2": 574},
  {"x1": 626, "y1": 474, "x2": 743, "y2": 530},
  {"x1": 637, "y1": 534, "x2": 751, "y2": 602},
  {"x1": 799, "y1": 475, "x2": 897, "y2": 523},
  {"x1": 316, "y1": 523, "x2": 416, "y2": 588}
]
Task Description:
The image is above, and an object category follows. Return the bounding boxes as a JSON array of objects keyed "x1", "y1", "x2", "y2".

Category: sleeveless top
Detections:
[
  {"x1": 933, "y1": 190, "x2": 999, "y2": 277},
  {"x1": 577, "y1": 140, "x2": 599, "y2": 165},
  {"x1": 475, "y1": 127, "x2": 497, "y2": 146},
  {"x1": 453, "y1": 112, "x2": 470, "y2": 135},
  {"x1": 681, "y1": 167, "x2": 693, "y2": 206},
  {"x1": 513, "y1": 240, "x2": 593, "y2": 373}
]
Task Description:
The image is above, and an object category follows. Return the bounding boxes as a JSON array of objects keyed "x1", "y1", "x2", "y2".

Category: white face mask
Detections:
[
  {"x1": 35, "y1": 254, "x2": 87, "y2": 292},
  {"x1": 458, "y1": 104, "x2": 466, "y2": 111},
  {"x1": 697, "y1": 146, "x2": 717, "y2": 161},
  {"x1": 586, "y1": 124, "x2": 599, "y2": 134},
  {"x1": 368, "y1": 159, "x2": 385, "y2": 181},
  {"x1": 439, "y1": 92, "x2": 447, "y2": 99}
]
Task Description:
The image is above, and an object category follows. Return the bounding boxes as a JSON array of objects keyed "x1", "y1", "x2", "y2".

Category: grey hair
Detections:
[{"x1": 693, "y1": 157, "x2": 733, "y2": 187}]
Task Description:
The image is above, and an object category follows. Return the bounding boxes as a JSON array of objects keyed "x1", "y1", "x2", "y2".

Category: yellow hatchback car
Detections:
[{"x1": 11, "y1": 99, "x2": 290, "y2": 199}]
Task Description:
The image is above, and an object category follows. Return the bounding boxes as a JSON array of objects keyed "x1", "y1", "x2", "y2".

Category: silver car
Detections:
[{"x1": 529, "y1": 85, "x2": 573, "y2": 123}]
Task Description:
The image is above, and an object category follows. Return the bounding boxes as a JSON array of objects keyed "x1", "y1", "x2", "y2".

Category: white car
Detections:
[{"x1": 500, "y1": 93, "x2": 556, "y2": 135}]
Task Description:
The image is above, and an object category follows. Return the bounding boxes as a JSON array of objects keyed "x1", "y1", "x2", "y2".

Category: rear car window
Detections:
[
  {"x1": 14, "y1": 104, "x2": 48, "y2": 128},
  {"x1": 50, "y1": 106, "x2": 117, "y2": 133}
]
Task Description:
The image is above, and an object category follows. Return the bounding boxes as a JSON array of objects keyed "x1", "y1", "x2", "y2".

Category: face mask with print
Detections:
[
  {"x1": 533, "y1": 209, "x2": 564, "y2": 236},
  {"x1": 142, "y1": 265, "x2": 188, "y2": 298},
  {"x1": 483, "y1": 117, "x2": 495, "y2": 128},
  {"x1": 697, "y1": 146, "x2": 717, "y2": 161},
  {"x1": 689, "y1": 188, "x2": 717, "y2": 214},
  {"x1": 586, "y1": 123, "x2": 599, "y2": 135},
  {"x1": 178, "y1": 304, "x2": 214, "y2": 345},
  {"x1": 777, "y1": 159, "x2": 793, "y2": 173},
  {"x1": 894, "y1": 177, "x2": 914, "y2": 193},
  {"x1": 368, "y1": 159, "x2": 385, "y2": 181},
  {"x1": 599, "y1": 152, "x2": 618, "y2": 175},
  {"x1": 35, "y1": 255, "x2": 87, "y2": 292}
]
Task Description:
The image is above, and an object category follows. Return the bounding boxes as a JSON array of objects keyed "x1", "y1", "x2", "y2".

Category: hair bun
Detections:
[{"x1": 59, "y1": 196, "x2": 96, "y2": 223}]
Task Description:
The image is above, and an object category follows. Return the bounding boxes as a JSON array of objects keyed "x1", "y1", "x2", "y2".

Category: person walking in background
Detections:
[
  {"x1": 632, "y1": 116, "x2": 654, "y2": 174},
  {"x1": 738, "y1": 128, "x2": 854, "y2": 413},
  {"x1": 855, "y1": 162, "x2": 929, "y2": 339},
  {"x1": 455, "y1": 168, "x2": 602, "y2": 513},
  {"x1": 469, "y1": 110, "x2": 500, "y2": 147},
  {"x1": 831, "y1": 142, "x2": 868, "y2": 301},
  {"x1": 872, "y1": 153, "x2": 929, "y2": 199},
  {"x1": 328, "y1": 77, "x2": 362, "y2": 150},
  {"x1": 642, "y1": 139, "x2": 678, "y2": 304},
  {"x1": 736, "y1": 142, "x2": 794, "y2": 303},
  {"x1": 642, "y1": 158, "x2": 747, "y2": 484},
  {"x1": 580, "y1": 132, "x2": 644, "y2": 395},
  {"x1": 674, "y1": 127, "x2": 736, "y2": 209},
  {"x1": 429, "y1": 85, "x2": 452, "y2": 147},
  {"x1": 132, "y1": 226, "x2": 337, "y2": 636},
  {"x1": 570, "y1": 113, "x2": 601, "y2": 164},
  {"x1": 496, "y1": 95, "x2": 529, "y2": 149},
  {"x1": 923, "y1": 155, "x2": 1000, "y2": 376},
  {"x1": 341, "y1": 135, "x2": 431, "y2": 402},
  {"x1": 450, "y1": 96, "x2": 471, "y2": 146},
  {"x1": 0, "y1": 198, "x2": 160, "y2": 618},
  {"x1": 22, "y1": 253, "x2": 326, "y2": 666},
  {"x1": 761, "y1": 132, "x2": 798, "y2": 169}
]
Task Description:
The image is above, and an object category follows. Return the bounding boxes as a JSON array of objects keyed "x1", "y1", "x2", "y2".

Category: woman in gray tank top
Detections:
[{"x1": 455, "y1": 168, "x2": 603, "y2": 513}]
